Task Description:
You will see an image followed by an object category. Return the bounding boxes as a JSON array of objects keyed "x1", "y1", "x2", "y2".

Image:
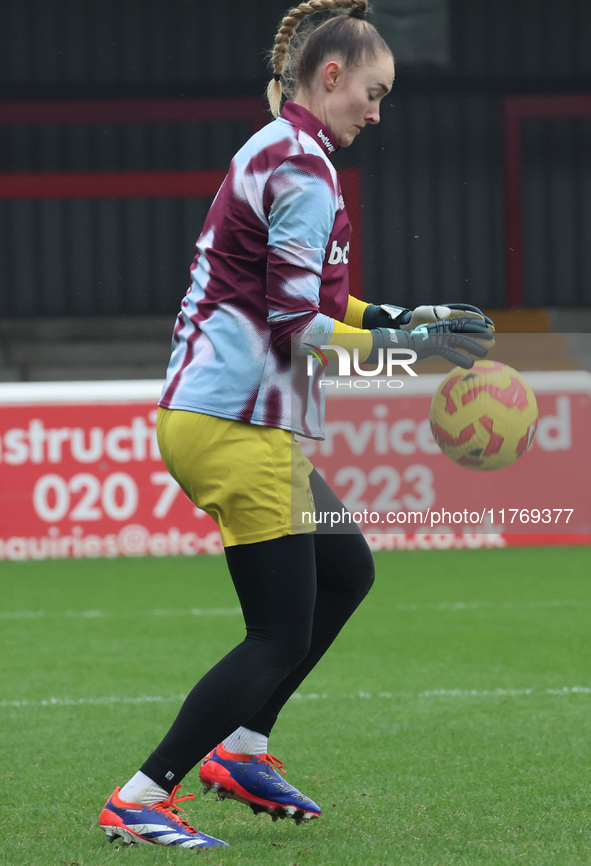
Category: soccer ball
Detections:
[{"x1": 429, "y1": 361, "x2": 539, "y2": 470}]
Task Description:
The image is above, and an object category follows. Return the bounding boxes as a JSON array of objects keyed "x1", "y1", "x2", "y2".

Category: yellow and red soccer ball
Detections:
[{"x1": 429, "y1": 361, "x2": 539, "y2": 470}]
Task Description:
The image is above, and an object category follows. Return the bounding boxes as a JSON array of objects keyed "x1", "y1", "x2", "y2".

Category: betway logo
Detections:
[
  {"x1": 317, "y1": 128, "x2": 335, "y2": 153},
  {"x1": 327, "y1": 240, "x2": 349, "y2": 265}
]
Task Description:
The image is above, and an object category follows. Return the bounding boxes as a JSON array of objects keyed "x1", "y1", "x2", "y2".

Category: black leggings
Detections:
[{"x1": 141, "y1": 471, "x2": 375, "y2": 791}]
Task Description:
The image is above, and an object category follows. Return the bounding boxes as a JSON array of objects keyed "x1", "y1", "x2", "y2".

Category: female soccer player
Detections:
[{"x1": 99, "y1": 0, "x2": 492, "y2": 849}]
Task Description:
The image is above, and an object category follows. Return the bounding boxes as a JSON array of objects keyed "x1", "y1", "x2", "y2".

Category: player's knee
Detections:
[
  {"x1": 268, "y1": 630, "x2": 312, "y2": 676},
  {"x1": 246, "y1": 628, "x2": 311, "y2": 676},
  {"x1": 278, "y1": 636, "x2": 312, "y2": 673},
  {"x1": 339, "y1": 543, "x2": 376, "y2": 600},
  {"x1": 359, "y1": 550, "x2": 375, "y2": 597}
]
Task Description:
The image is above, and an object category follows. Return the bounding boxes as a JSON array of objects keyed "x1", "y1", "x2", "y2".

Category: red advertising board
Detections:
[
  {"x1": 0, "y1": 382, "x2": 222, "y2": 561},
  {"x1": 0, "y1": 374, "x2": 589, "y2": 561},
  {"x1": 305, "y1": 372, "x2": 591, "y2": 551}
]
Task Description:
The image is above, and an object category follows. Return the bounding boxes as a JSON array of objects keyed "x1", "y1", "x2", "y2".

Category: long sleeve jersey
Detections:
[{"x1": 159, "y1": 101, "x2": 367, "y2": 439}]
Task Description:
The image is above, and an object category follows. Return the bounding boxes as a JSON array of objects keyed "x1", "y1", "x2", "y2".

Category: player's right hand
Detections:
[
  {"x1": 363, "y1": 302, "x2": 495, "y2": 334},
  {"x1": 371, "y1": 317, "x2": 495, "y2": 369},
  {"x1": 438, "y1": 302, "x2": 495, "y2": 331}
]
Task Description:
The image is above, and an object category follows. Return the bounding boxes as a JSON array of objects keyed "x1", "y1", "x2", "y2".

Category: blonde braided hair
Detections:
[{"x1": 266, "y1": 0, "x2": 371, "y2": 117}]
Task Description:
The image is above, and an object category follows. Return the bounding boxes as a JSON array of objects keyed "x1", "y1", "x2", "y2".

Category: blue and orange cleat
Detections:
[
  {"x1": 99, "y1": 784, "x2": 228, "y2": 849},
  {"x1": 199, "y1": 745, "x2": 321, "y2": 824}
]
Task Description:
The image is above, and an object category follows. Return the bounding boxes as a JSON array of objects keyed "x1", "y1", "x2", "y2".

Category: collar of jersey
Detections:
[{"x1": 280, "y1": 101, "x2": 339, "y2": 157}]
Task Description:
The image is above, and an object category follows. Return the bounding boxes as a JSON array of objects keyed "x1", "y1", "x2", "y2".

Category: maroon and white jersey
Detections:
[{"x1": 159, "y1": 101, "x2": 352, "y2": 439}]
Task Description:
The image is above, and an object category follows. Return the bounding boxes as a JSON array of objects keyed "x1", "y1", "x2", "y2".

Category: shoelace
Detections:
[
  {"x1": 149, "y1": 784, "x2": 198, "y2": 832},
  {"x1": 256, "y1": 754, "x2": 287, "y2": 775}
]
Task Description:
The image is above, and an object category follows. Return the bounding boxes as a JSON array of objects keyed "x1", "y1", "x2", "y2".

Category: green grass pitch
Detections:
[{"x1": 1, "y1": 546, "x2": 590, "y2": 865}]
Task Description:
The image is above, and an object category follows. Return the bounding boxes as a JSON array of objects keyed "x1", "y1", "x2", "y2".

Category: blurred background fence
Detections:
[{"x1": 1, "y1": 0, "x2": 591, "y2": 380}]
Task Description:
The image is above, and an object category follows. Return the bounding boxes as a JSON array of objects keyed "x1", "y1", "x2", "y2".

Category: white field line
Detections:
[
  {"x1": 294, "y1": 687, "x2": 591, "y2": 699},
  {"x1": 0, "y1": 694, "x2": 188, "y2": 708},
  {"x1": 394, "y1": 599, "x2": 591, "y2": 612},
  {"x1": 0, "y1": 607, "x2": 242, "y2": 620},
  {"x1": 1, "y1": 599, "x2": 590, "y2": 620},
  {"x1": 2, "y1": 686, "x2": 590, "y2": 710}
]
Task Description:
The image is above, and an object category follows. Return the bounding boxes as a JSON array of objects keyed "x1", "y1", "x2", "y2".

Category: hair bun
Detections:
[{"x1": 350, "y1": 4, "x2": 367, "y2": 19}]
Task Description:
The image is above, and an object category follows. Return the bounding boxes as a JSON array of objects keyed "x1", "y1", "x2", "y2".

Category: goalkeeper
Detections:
[{"x1": 99, "y1": 0, "x2": 494, "y2": 851}]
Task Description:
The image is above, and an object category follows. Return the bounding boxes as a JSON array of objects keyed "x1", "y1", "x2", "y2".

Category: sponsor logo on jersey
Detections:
[
  {"x1": 317, "y1": 128, "x2": 335, "y2": 153},
  {"x1": 327, "y1": 239, "x2": 349, "y2": 265}
]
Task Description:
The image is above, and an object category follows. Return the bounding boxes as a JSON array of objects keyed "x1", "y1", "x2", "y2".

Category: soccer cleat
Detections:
[
  {"x1": 199, "y1": 745, "x2": 321, "y2": 824},
  {"x1": 99, "y1": 784, "x2": 228, "y2": 849}
]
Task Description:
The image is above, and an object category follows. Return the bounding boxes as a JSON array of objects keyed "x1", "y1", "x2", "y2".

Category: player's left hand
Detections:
[
  {"x1": 364, "y1": 302, "x2": 495, "y2": 332},
  {"x1": 439, "y1": 302, "x2": 495, "y2": 331},
  {"x1": 370, "y1": 317, "x2": 495, "y2": 369}
]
